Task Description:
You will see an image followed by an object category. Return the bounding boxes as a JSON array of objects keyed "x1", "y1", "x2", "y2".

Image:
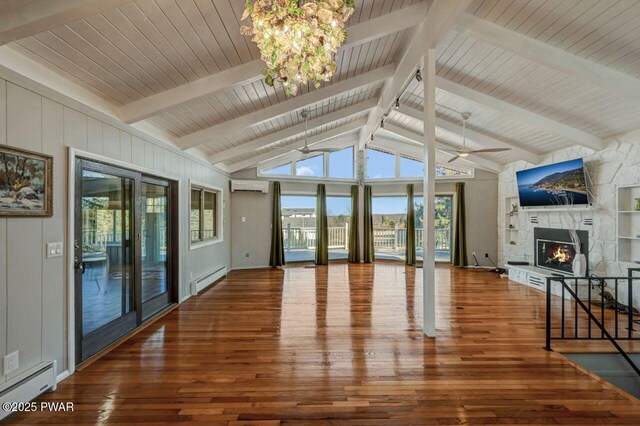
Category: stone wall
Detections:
[{"x1": 498, "y1": 130, "x2": 640, "y2": 306}]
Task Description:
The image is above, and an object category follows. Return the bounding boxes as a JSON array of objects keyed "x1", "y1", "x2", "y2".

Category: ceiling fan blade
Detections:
[
  {"x1": 448, "y1": 155, "x2": 461, "y2": 163},
  {"x1": 470, "y1": 148, "x2": 511, "y2": 153},
  {"x1": 306, "y1": 148, "x2": 341, "y2": 153}
]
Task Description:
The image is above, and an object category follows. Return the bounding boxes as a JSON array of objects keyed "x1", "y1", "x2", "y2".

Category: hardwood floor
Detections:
[{"x1": 9, "y1": 264, "x2": 640, "y2": 424}]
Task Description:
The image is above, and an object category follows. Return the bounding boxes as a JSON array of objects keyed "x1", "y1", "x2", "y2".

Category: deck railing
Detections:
[{"x1": 283, "y1": 225, "x2": 450, "y2": 252}]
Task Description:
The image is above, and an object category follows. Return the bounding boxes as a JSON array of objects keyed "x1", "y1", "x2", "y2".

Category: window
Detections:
[
  {"x1": 436, "y1": 164, "x2": 473, "y2": 177},
  {"x1": 329, "y1": 147, "x2": 354, "y2": 179},
  {"x1": 327, "y1": 196, "x2": 351, "y2": 260},
  {"x1": 263, "y1": 163, "x2": 292, "y2": 175},
  {"x1": 414, "y1": 195, "x2": 453, "y2": 262},
  {"x1": 296, "y1": 155, "x2": 323, "y2": 177},
  {"x1": 400, "y1": 156, "x2": 423, "y2": 178},
  {"x1": 366, "y1": 148, "x2": 395, "y2": 179},
  {"x1": 191, "y1": 185, "x2": 221, "y2": 244},
  {"x1": 372, "y1": 196, "x2": 407, "y2": 260},
  {"x1": 281, "y1": 195, "x2": 316, "y2": 262}
]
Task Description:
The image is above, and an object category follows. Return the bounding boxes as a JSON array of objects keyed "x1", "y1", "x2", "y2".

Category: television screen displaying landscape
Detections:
[{"x1": 516, "y1": 158, "x2": 589, "y2": 207}]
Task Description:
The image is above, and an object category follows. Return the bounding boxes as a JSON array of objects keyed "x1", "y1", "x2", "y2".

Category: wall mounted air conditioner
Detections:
[{"x1": 230, "y1": 180, "x2": 269, "y2": 193}]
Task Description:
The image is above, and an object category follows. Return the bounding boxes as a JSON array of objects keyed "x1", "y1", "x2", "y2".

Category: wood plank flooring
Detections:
[{"x1": 8, "y1": 264, "x2": 640, "y2": 424}]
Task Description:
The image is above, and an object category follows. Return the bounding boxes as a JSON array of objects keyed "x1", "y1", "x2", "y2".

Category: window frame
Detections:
[
  {"x1": 257, "y1": 145, "x2": 356, "y2": 181},
  {"x1": 189, "y1": 180, "x2": 224, "y2": 250}
]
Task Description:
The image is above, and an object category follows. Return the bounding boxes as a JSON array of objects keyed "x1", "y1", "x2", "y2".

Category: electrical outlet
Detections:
[
  {"x1": 485, "y1": 253, "x2": 489, "y2": 258},
  {"x1": 3, "y1": 351, "x2": 19, "y2": 375},
  {"x1": 245, "y1": 253, "x2": 250, "y2": 257}
]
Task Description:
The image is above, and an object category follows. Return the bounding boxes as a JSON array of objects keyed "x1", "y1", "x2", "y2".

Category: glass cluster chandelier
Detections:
[{"x1": 241, "y1": 0, "x2": 355, "y2": 95}]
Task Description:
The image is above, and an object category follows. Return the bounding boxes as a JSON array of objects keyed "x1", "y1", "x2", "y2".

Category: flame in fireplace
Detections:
[{"x1": 552, "y1": 246, "x2": 571, "y2": 264}]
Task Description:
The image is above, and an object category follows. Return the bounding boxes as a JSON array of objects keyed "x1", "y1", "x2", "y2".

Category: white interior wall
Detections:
[{"x1": 0, "y1": 75, "x2": 231, "y2": 383}]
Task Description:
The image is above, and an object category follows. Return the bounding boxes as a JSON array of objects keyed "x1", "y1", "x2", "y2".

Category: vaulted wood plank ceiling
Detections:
[{"x1": 2, "y1": 0, "x2": 640, "y2": 173}]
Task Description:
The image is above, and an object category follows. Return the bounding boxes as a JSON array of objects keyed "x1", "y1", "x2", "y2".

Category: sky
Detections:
[{"x1": 516, "y1": 158, "x2": 584, "y2": 185}]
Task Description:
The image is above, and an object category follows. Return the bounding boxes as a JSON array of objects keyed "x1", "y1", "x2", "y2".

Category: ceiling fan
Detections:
[
  {"x1": 295, "y1": 110, "x2": 341, "y2": 155},
  {"x1": 443, "y1": 112, "x2": 510, "y2": 163}
]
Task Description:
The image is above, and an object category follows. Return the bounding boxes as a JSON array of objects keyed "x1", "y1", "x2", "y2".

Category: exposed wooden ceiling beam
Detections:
[
  {"x1": 395, "y1": 104, "x2": 541, "y2": 164},
  {"x1": 210, "y1": 98, "x2": 376, "y2": 165},
  {"x1": 436, "y1": 77, "x2": 603, "y2": 151},
  {"x1": 359, "y1": 0, "x2": 473, "y2": 149},
  {"x1": 226, "y1": 119, "x2": 365, "y2": 173},
  {"x1": 0, "y1": 0, "x2": 135, "y2": 45},
  {"x1": 120, "y1": 3, "x2": 428, "y2": 124},
  {"x1": 382, "y1": 123, "x2": 502, "y2": 173},
  {"x1": 178, "y1": 64, "x2": 395, "y2": 150},
  {"x1": 456, "y1": 13, "x2": 640, "y2": 104}
]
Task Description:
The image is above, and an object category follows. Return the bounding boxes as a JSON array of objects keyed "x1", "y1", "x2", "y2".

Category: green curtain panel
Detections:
[
  {"x1": 348, "y1": 185, "x2": 360, "y2": 263},
  {"x1": 405, "y1": 184, "x2": 416, "y2": 266},
  {"x1": 315, "y1": 184, "x2": 329, "y2": 265},
  {"x1": 453, "y1": 182, "x2": 468, "y2": 267},
  {"x1": 363, "y1": 185, "x2": 375, "y2": 263},
  {"x1": 269, "y1": 181, "x2": 285, "y2": 267}
]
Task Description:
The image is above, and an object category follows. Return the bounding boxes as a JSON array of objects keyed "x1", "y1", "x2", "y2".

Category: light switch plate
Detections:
[
  {"x1": 46, "y1": 242, "x2": 64, "y2": 258},
  {"x1": 3, "y1": 351, "x2": 19, "y2": 375}
]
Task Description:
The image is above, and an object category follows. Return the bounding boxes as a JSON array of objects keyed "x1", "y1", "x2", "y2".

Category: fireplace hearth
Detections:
[{"x1": 533, "y1": 228, "x2": 589, "y2": 275}]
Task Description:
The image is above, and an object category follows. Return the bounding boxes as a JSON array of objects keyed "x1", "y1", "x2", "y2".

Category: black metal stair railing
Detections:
[{"x1": 545, "y1": 269, "x2": 640, "y2": 376}]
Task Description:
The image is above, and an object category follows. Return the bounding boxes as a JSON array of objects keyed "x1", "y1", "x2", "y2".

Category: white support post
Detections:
[{"x1": 423, "y1": 47, "x2": 437, "y2": 338}]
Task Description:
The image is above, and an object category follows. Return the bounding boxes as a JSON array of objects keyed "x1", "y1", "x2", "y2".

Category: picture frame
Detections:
[{"x1": 0, "y1": 145, "x2": 53, "y2": 217}]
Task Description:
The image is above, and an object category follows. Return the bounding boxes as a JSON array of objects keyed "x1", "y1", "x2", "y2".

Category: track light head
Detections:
[
  {"x1": 380, "y1": 119, "x2": 384, "y2": 129},
  {"x1": 394, "y1": 97, "x2": 400, "y2": 109},
  {"x1": 415, "y1": 69, "x2": 422, "y2": 82},
  {"x1": 371, "y1": 134, "x2": 374, "y2": 142}
]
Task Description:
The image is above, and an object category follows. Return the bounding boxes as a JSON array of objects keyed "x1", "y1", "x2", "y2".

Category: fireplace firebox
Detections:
[
  {"x1": 533, "y1": 228, "x2": 589, "y2": 275},
  {"x1": 536, "y1": 239, "x2": 577, "y2": 273}
]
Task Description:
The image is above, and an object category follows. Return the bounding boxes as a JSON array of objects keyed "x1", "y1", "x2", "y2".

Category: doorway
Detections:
[{"x1": 74, "y1": 159, "x2": 178, "y2": 363}]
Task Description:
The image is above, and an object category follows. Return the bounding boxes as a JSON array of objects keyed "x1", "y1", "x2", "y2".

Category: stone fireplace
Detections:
[{"x1": 534, "y1": 228, "x2": 589, "y2": 274}]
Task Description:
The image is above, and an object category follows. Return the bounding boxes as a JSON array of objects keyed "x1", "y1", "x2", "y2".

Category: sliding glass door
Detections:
[{"x1": 75, "y1": 159, "x2": 177, "y2": 363}]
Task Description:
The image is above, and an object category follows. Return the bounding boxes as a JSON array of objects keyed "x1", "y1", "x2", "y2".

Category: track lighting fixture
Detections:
[
  {"x1": 415, "y1": 69, "x2": 422, "y2": 82},
  {"x1": 394, "y1": 97, "x2": 400, "y2": 109}
]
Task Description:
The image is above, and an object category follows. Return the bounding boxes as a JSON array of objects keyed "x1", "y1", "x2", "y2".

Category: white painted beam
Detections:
[
  {"x1": 436, "y1": 77, "x2": 603, "y2": 151},
  {"x1": 382, "y1": 124, "x2": 502, "y2": 173},
  {"x1": 178, "y1": 64, "x2": 395, "y2": 150},
  {"x1": 225, "y1": 119, "x2": 365, "y2": 173},
  {"x1": 121, "y1": 3, "x2": 427, "y2": 124},
  {"x1": 359, "y1": 0, "x2": 474, "y2": 149},
  {"x1": 210, "y1": 98, "x2": 376, "y2": 164},
  {"x1": 0, "y1": 0, "x2": 135, "y2": 45},
  {"x1": 396, "y1": 104, "x2": 541, "y2": 164},
  {"x1": 456, "y1": 13, "x2": 640, "y2": 104}
]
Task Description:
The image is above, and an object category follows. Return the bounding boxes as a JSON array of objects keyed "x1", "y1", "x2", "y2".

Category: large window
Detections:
[
  {"x1": 372, "y1": 196, "x2": 407, "y2": 260},
  {"x1": 400, "y1": 156, "x2": 423, "y2": 178},
  {"x1": 263, "y1": 163, "x2": 292, "y2": 175},
  {"x1": 327, "y1": 196, "x2": 351, "y2": 260},
  {"x1": 414, "y1": 195, "x2": 453, "y2": 262},
  {"x1": 296, "y1": 155, "x2": 323, "y2": 177},
  {"x1": 329, "y1": 147, "x2": 354, "y2": 179},
  {"x1": 366, "y1": 148, "x2": 395, "y2": 179},
  {"x1": 190, "y1": 185, "x2": 221, "y2": 245},
  {"x1": 281, "y1": 195, "x2": 316, "y2": 262}
]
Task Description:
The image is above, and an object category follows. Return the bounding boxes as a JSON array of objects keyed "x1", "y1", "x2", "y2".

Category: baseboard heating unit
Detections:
[
  {"x1": 190, "y1": 266, "x2": 227, "y2": 296},
  {"x1": 1, "y1": 361, "x2": 57, "y2": 421}
]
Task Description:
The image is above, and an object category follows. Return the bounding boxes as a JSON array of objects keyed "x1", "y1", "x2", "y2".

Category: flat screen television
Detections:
[{"x1": 516, "y1": 158, "x2": 590, "y2": 208}]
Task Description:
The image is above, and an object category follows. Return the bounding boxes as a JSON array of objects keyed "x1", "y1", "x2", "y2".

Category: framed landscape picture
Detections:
[{"x1": 0, "y1": 146, "x2": 53, "y2": 217}]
